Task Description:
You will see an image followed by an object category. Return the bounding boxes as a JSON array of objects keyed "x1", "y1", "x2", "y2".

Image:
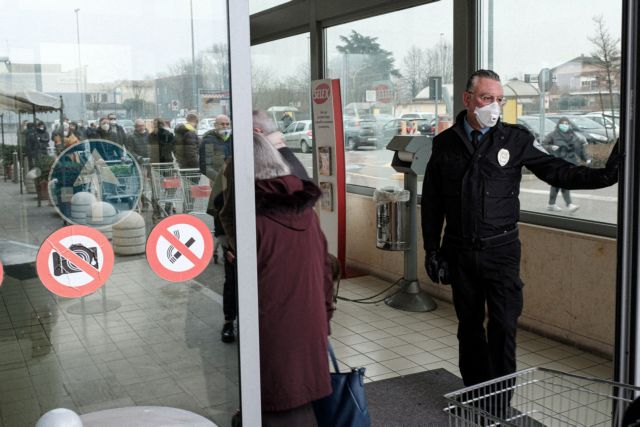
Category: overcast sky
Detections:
[
  {"x1": 0, "y1": 0, "x2": 228, "y2": 83},
  {"x1": 0, "y1": 0, "x2": 624, "y2": 86}
]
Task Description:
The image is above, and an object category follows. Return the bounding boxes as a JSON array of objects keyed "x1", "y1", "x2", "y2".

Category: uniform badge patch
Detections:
[
  {"x1": 533, "y1": 140, "x2": 549, "y2": 154},
  {"x1": 497, "y1": 148, "x2": 510, "y2": 167}
]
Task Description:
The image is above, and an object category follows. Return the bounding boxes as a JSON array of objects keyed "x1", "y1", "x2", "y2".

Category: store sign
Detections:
[{"x1": 311, "y1": 79, "x2": 346, "y2": 271}]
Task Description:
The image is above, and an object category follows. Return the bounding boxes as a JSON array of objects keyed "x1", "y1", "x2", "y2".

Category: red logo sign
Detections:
[
  {"x1": 313, "y1": 83, "x2": 331, "y2": 104},
  {"x1": 375, "y1": 84, "x2": 392, "y2": 104},
  {"x1": 146, "y1": 214, "x2": 213, "y2": 282},
  {"x1": 36, "y1": 225, "x2": 114, "y2": 298}
]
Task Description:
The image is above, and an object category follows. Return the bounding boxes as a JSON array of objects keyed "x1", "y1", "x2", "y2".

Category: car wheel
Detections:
[
  {"x1": 300, "y1": 140, "x2": 310, "y2": 154},
  {"x1": 347, "y1": 137, "x2": 357, "y2": 151}
]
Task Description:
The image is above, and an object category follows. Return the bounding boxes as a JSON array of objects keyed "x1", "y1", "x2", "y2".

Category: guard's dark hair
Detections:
[{"x1": 466, "y1": 69, "x2": 501, "y2": 92}]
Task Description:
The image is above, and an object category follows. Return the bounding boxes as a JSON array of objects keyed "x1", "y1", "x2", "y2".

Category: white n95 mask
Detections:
[{"x1": 474, "y1": 102, "x2": 501, "y2": 128}]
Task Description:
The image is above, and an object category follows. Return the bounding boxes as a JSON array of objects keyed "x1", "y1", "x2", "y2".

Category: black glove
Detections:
[
  {"x1": 425, "y1": 251, "x2": 440, "y2": 283},
  {"x1": 425, "y1": 251, "x2": 451, "y2": 285}
]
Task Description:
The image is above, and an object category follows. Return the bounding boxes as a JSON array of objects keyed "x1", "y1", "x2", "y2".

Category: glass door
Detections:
[{"x1": 0, "y1": 1, "x2": 248, "y2": 425}]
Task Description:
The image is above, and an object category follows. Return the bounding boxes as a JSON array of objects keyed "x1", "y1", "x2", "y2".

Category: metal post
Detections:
[
  {"x1": 487, "y1": 0, "x2": 494, "y2": 69},
  {"x1": 384, "y1": 172, "x2": 437, "y2": 312},
  {"x1": 1, "y1": 113, "x2": 5, "y2": 182},
  {"x1": 190, "y1": 0, "x2": 198, "y2": 113},
  {"x1": 17, "y1": 112, "x2": 23, "y2": 193},
  {"x1": 74, "y1": 8, "x2": 85, "y2": 121}
]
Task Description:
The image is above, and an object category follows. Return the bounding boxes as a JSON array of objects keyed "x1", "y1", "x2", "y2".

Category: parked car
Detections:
[
  {"x1": 343, "y1": 117, "x2": 379, "y2": 150},
  {"x1": 282, "y1": 120, "x2": 313, "y2": 153},
  {"x1": 197, "y1": 118, "x2": 216, "y2": 136},
  {"x1": 170, "y1": 117, "x2": 187, "y2": 130},
  {"x1": 546, "y1": 114, "x2": 612, "y2": 144},
  {"x1": 514, "y1": 115, "x2": 557, "y2": 141},
  {"x1": 361, "y1": 114, "x2": 395, "y2": 134},
  {"x1": 400, "y1": 112, "x2": 436, "y2": 122},
  {"x1": 581, "y1": 112, "x2": 619, "y2": 138},
  {"x1": 378, "y1": 118, "x2": 431, "y2": 148},
  {"x1": 118, "y1": 119, "x2": 134, "y2": 135}
]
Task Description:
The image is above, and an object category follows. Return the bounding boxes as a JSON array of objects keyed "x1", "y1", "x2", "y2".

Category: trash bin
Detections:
[{"x1": 374, "y1": 187, "x2": 410, "y2": 250}]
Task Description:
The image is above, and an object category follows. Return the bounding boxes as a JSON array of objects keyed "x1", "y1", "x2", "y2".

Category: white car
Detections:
[
  {"x1": 282, "y1": 120, "x2": 313, "y2": 153},
  {"x1": 197, "y1": 118, "x2": 216, "y2": 136}
]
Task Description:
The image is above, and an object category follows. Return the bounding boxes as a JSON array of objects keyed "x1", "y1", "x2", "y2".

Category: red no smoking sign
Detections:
[
  {"x1": 37, "y1": 225, "x2": 114, "y2": 298},
  {"x1": 146, "y1": 214, "x2": 213, "y2": 282}
]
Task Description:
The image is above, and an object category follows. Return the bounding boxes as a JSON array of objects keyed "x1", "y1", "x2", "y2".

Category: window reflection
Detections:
[
  {"x1": 324, "y1": 1, "x2": 454, "y2": 190},
  {"x1": 251, "y1": 33, "x2": 312, "y2": 175},
  {"x1": 481, "y1": 0, "x2": 621, "y2": 224},
  {"x1": 0, "y1": 2, "x2": 238, "y2": 425}
]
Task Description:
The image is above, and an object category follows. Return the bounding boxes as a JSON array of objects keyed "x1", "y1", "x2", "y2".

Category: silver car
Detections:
[{"x1": 282, "y1": 120, "x2": 313, "y2": 153}]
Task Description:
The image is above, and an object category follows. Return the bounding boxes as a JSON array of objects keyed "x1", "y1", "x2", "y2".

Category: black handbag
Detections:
[{"x1": 313, "y1": 341, "x2": 371, "y2": 427}]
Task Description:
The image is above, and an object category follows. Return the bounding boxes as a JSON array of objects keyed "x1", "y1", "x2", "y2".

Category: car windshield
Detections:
[
  {"x1": 518, "y1": 117, "x2": 556, "y2": 135},
  {"x1": 569, "y1": 116, "x2": 601, "y2": 129}
]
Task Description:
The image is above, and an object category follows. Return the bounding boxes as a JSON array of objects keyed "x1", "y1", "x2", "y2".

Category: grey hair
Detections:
[
  {"x1": 466, "y1": 69, "x2": 501, "y2": 92},
  {"x1": 254, "y1": 132, "x2": 291, "y2": 180},
  {"x1": 252, "y1": 110, "x2": 279, "y2": 134}
]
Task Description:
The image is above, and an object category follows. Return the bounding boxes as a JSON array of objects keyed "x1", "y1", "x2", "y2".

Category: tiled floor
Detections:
[
  {"x1": 331, "y1": 275, "x2": 613, "y2": 385},
  {"x1": 0, "y1": 259, "x2": 238, "y2": 427}
]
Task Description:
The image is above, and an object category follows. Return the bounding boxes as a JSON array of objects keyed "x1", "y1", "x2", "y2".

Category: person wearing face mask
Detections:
[
  {"x1": 53, "y1": 122, "x2": 80, "y2": 153},
  {"x1": 421, "y1": 69, "x2": 621, "y2": 400},
  {"x1": 35, "y1": 121, "x2": 50, "y2": 159},
  {"x1": 97, "y1": 117, "x2": 116, "y2": 142},
  {"x1": 125, "y1": 119, "x2": 150, "y2": 161},
  {"x1": 107, "y1": 113, "x2": 127, "y2": 146},
  {"x1": 542, "y1": 118, "x2": 590, "y2": 213},
  {"x1": 200, "y1": 114, "x2": 233, "y2": 187}
]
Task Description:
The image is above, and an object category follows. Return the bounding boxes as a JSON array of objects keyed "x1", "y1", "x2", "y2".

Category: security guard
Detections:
[{"x1": 421, "y1": 69, "x2": 620, "y2": 388}]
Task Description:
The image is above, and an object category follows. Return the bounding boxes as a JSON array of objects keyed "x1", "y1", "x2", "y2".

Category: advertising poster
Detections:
[{"x1": 311, "y1": 79, "x2": 346, "y2": 270}]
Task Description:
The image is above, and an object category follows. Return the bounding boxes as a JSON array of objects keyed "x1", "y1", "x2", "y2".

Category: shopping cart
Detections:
[
  {"x1": 150, "y1": 162, "x2": 183, "y2": 217},
  {"x1": 178, "y1": 168, "x2": 211, "y2": 214},
  {"x1": 444, "y1": 367, "x2": 640, "y2": 426}
]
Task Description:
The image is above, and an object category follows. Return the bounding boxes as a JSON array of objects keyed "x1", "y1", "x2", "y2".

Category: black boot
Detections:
[{"x1": 221, "y1": 322, "x2": 235, "y2": 343}]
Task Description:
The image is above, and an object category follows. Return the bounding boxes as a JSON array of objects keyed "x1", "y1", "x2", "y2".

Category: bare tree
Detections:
[
  {"x1": 401, "y1": 46, "x2": 428, "y2": 100},
  {"x1": 589, "y1": 14, "x2": 620, "y2": 140},
  {"x1": 202, "y1": 43, "x2": 229, "y2": 91},
  {"x1": 425, "y1": 38, "x2": 453, "y2": 84}
]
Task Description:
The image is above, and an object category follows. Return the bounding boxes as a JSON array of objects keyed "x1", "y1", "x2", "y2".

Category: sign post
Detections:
[
  {"x1": 311, "y1": 79, "x2": 346, "y2": 271},
  {"x1": 538, "y1": 68, "x2": 552, "y2": 139}
]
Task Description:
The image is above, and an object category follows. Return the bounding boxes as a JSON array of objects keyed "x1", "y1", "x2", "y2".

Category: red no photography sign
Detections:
[
  {"x1": 146, "y1": 214, "x2": 213, "y2": 282},
  {"x1": 36, "y1": 225, "x2": 114, "y2": 298}
]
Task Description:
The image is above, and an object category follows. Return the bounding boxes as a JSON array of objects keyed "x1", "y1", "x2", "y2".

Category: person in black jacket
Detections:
[
  {"x1": 421, "y1": 69, "x2": 620, "y2": 395},
  {"x1": 34, "y1": 121, "x2": 50, "y2": 159},
  {"x1": 174, "y1": 113, "x2": 199, "y2": 168},
  {"x1": 542, "y1": 117, "x2": 591, "y2": 213},
  {"x1": 149, "y1": 118, "x2": 175, "y2": 163},
  {"x1": 125, "y1": 119, "x2": 150, "y2": 161}
]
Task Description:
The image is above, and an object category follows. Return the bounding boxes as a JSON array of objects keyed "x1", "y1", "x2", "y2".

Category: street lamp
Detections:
[
  {"x1": 74, "y1": 8, "x2": 85, "y2": 121},
  {"x1": 189, "y1": 0, "x2": 198, "y2": 113}
]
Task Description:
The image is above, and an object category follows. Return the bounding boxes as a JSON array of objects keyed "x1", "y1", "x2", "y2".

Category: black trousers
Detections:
[
  {"x1": 443, "y1": 239, "x2": 523, "y2": 387},
  {"x1": 223, "y1": 248, "x2": 238, "y2": 322}
]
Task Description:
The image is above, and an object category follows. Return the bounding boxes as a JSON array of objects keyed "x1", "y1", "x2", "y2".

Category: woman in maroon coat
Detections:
[{"x1": 253, "y1": 132, "x2": 334, "y2": 426}]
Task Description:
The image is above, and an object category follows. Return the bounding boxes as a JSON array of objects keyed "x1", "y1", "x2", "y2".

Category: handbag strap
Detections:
[{"x1": 327, "y1": 340, "x2": 341, "y2": 374}]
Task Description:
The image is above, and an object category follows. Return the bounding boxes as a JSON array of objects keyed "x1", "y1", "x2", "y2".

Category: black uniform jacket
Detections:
[{"x1": 421, "y1": 110, "x2": 618, "y2": 252}]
